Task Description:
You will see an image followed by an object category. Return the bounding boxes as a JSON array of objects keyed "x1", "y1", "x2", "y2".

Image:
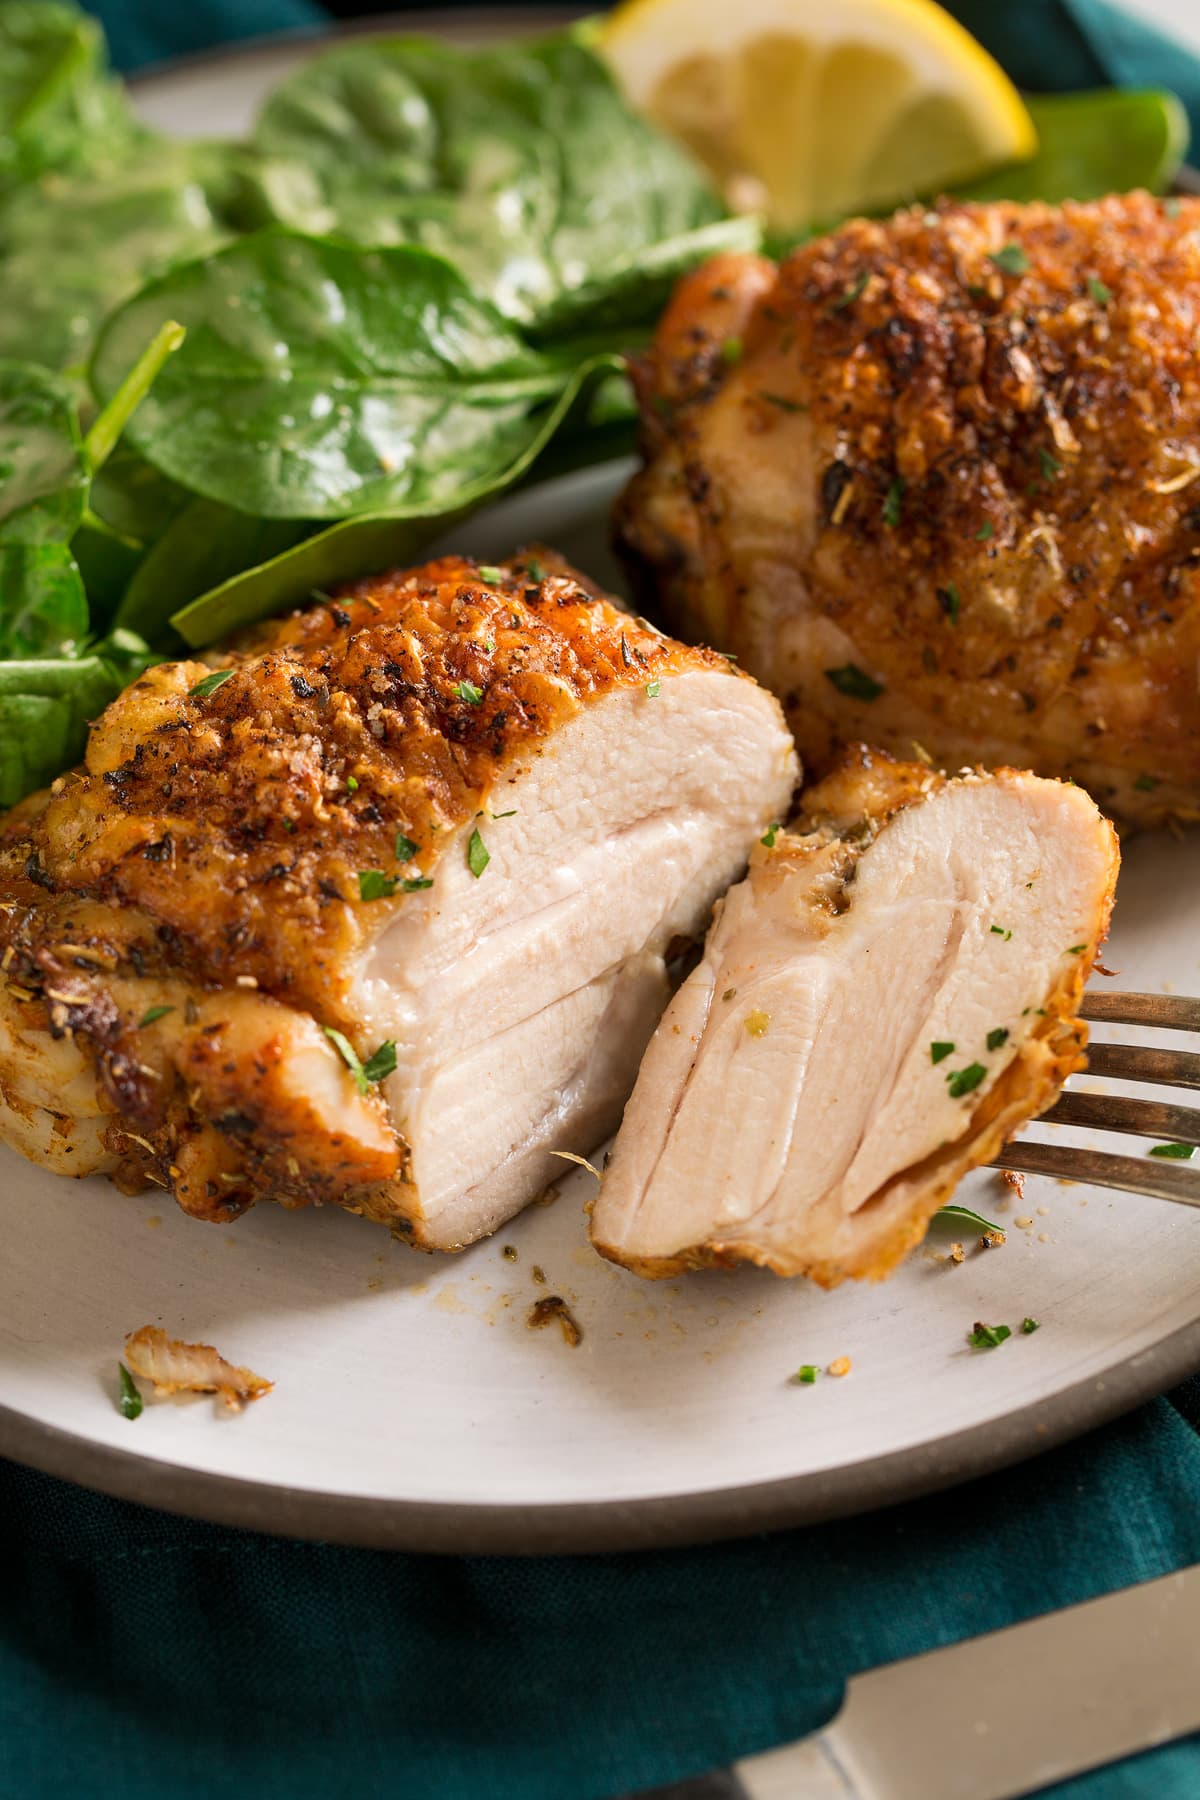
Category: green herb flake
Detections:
[
  {"x1": 467, "y1": 827, "x2": 490, "y2": 879},
  {"x1": 645, "y1": 680, "x2": 661, "y2": 698},
  {"x1": 345, "y1": 775, "x2": 358, "y2": 792},
  {"x1": 824, "y1": 663, "x2": 883, "y2": 701},
  {"x1": 761, "y1": 823, "x2": 780, "y2": 848},
  {"x1": 188, "y1": 668, "x2": 235, "y2": 700},
  {"x1": 1022, "y1": 1317, "x2": 1041, "y2": 1334},
  {"x1": 934, "y1": 1203, "x2": 1004, "y2": 1235},
  {"x1": 989, "y1": 925, "x2": 1013, "y2": 941},
  {"x1": 358, "y1": 869, "x2": 398, "y2": 901},
  {"x1": 968, "y1": 1321, "x2": 1012, "y2": 1350},
  {"x1": 491, "y1": 809, "x2": 517, "y2": 819},
  {"x1": 1149, "y1": 1143, "x2": 1195, "y2": 1160},
  {"x1": 1086, "y1": 275, "x2": 1112, "y2": 306},
  {"x1": 1038, "y1": 447, "x2": 1062, "y2": 481},
  {"x1": 792, "y1": 1364, "x2": 819, "y2": 1385},
  {"x1": 400, "y1": 876, "x2": 434, "y2": 892},
  {"x1": 947, "y1": 1062, "x2": 988, "y2": 1098},
  {"x1": 976, "y1": 521, "x2": 995, "y2": 541},
  {"x1": 455, "y1": 678, "x2": 484, "y2": 706},
  {"x1": 395, "y1": 833, "x2": 418, "y2": 863},
  {"x1": 282, "y1": 819, "x2": 296, "y2": 834},
  {"x1": 138, "y1": 1005, "x2": 174, "y2": 1028},
  {"x1": 523, "y1": 557, "x2": 545, "y2": 582},
  {"x1": 478, "y1": 565, "x2": 505, "y2": 583},
  {"x1": 720, "y1": 336, "x2": 743, "y2": 365},
  {"x1": 936, "y1": 583, "x2": 961, "y2": 624},
  {"x1": 1134, "y1": 774, "x2": 1158, "y2": 792},
  {"x1": 361, "y1": 1040, "x2": 397, "y2": 1085},
  {"x1": 883, "y1": 478, "x2": 905, "y2": 528},
  {"x1": 989, "y1": 243, "x2": 1029, "y2": 276},
  {"x1": 760, "y1": 392, "x2": 804, "y2": 413},
  {"x1": 117, "y1": 1362, "x2": 143, "y2": 1421},
  {"x1": 831, "y1": 271, "x2": 870, "y2": 312},
  {"x1": 1066, "y1": 943, "x2": 1087, "y2": 955},
  {"x1": 986, "y1": 1027, "x2": 1010, "y2": 1051},
  {"x1": 930, "y1": 1041, "x2": 955, "y2": 1064}
]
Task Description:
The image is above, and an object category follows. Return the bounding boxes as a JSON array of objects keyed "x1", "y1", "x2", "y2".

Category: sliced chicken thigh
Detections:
[
  {"x1": 592, "y1": 753, "x2": 1119, "y2": 1283},
  {"x1": 0, "y1": 553, "x2": 797, "y2": 1249}
]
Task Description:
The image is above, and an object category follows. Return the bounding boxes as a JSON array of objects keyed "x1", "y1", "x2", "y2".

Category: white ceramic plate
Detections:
[
  {"x1": 3, "y1": 461, "x2": 1200, "y2": 1552},
  {"x1": 3, "y1": 28, "x2": 1200, "y2": 1553}
]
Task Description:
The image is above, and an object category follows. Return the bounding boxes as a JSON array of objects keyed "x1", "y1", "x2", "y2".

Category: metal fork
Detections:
[{"x1": 991, "y1": 992, "x2": 1200, "y2": 1206}]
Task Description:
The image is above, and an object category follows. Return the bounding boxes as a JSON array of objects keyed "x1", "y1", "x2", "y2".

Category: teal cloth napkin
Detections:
[{"x1": 4, "y1": 3, "x2": 1200, "y2": 1796}]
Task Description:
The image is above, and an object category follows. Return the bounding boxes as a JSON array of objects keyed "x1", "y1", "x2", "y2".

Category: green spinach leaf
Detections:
[
  {"x1": 0, "y1": 542, "x2": 88, "y2": 658},
  {"x1": 248, "y1": 29, "x2": 758, "y2": 337},
  {"x1": 0, "y1": 627, "x2": 149, "y2": 805},
  {"x1": 0, "y1": 362, "x2": 87, "y2": 541},
  {"x1": 960, "y1": 90, "x2": 1188, "y2": 204},
  {"x1": 0, "y1": 2, "x2": 138, "y2": 193},
  {"x1": 92, "y1": 231, "x2": 604, "y2": 521},
  {"x1": 170, "y1": 349, "x2": 623, "y2": 645}
]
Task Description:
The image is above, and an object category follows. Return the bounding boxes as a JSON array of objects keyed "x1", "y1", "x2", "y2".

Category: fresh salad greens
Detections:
[{"x1": 0, "y1": 2, "x2": 1190, "y2": 807}]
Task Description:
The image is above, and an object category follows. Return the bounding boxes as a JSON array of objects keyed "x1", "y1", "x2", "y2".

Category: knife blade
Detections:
[{"x1": 617, "y1": 1566, "x2": 1200, "y2": 1800}]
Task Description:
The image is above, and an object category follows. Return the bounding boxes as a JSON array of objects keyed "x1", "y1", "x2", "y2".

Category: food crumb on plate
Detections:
[{"x1": 827, "y1": 1355, "x2": 852, "y2": 1377}]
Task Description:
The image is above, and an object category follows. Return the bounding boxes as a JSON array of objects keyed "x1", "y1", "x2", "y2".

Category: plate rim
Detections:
[{"x1": 4, "y1": 1310, "x2": 1198, "y2": 1553}]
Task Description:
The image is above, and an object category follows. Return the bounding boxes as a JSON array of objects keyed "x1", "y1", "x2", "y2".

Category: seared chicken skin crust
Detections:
[
  {"x1": 0, "y1": 553, "x2": 797, "y2": 1246},
  {"x1": 616, "y1": 194, "x2": 1200, "y2": 825},
  {"x1": 592, "y1": 751, "x2": 1119, "y2": 1284}
]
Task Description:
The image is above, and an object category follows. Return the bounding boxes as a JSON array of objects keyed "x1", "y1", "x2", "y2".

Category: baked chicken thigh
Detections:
[
  {"x1": 0, "y1": 554, "x2": 797, "y2": 1248},
  {"x1": 616, "y1": 193, "x2": 1200, "y2": 826},
  {"x1": 592, "y1": 751, "x2": 1119, "y2": 1283}
]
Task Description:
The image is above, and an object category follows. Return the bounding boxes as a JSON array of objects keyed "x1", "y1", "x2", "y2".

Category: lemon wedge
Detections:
[{"x1": 600, "y1": 0, "x2": 1037, "y2": 232}]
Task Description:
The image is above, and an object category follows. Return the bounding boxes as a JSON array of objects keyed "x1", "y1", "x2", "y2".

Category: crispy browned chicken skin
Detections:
[
  {"x1": 0, "y1": 553, "x2": 796, "y2": 1246},
  {"x1": 616, "y1": 193, "x2": 1200, "y2": 825}
]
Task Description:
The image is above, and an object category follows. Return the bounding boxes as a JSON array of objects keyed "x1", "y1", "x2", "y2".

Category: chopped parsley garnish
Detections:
[
  {"x1": 138, "y1": 1005, "x2": 174, "y2": 1027},
  {"x1": 720, "y1": 336, "x2": 743, "y2": 364},
  {"x1": 1022, "y1": 1317, "x2": 1041, "y2": 1334},
  {"x1": 987, "y1": 1027, "x2": 1010, "y2": 1051},
  {"x1": 883, "y1": 478, "x2": 905, "y2": 528},
  {"x1": 1066, "y1": 944, "x2": 1087, "y2": 955},
  {"x1": 760, "y1": 392, "x2": 804, "y2": 413},
  {"x1": 467, "y1": 827, "x2": 490, "y2": 879},
  {"x1": 989, "y1": 243, "x2": 1029, "y2": 276},
  {"x1": 968, "y1": 1321, "x2": 1012, "y2": 1349},
  {"x1": 825, "y1": 663, "x2": 883, "y2": 701},
  {"x1": 1134, "y1": 774, "x2": 1158, "y2": 792},
  {"x1": 793, "y1": 1364, "x2": 819, "y2": 1385},
  {"x1": 975, "y1": 520, "x2": 994, "y2": 541},
  {"x1": 831, "y1": 270, "x2": 870, "y2": 311},
  {"x1": 1149, "y1": 1143, "x2": 1195, "y2": 1160},
  {"x1": 930, "y1": 1041, "x2": 955, "y2": 1064},
  {"x1": 1038, "y1": 447, "x2": 1062, "y2": 481},
  {"x1": 346, "y1": 775, "x2": 358, "y2": 792},
  {"x1": 478, "y1": 565, "x2": 504, "y2": 583},
  {"x1": 282, "y1": 819, "x2": 296, "y2": 834},
  {"x1": 934, "y1": 1203, "x2": 1004, "y2": 1234},
  {"x1": 455, "y1": 679, "x2": 484, "y2": 706},
  {"x1": 947, "y1": 1062, "x2": 987, "y2": 1098},
  {"x1": 117, "y1": 1362, "x2": 143, "y2": 1420},
  {"x1": 357, "y1": 869, "x2": 397, "y2": 901},
  {"x1": 936, "y1": 583, "x2": 960, "y2": 624},
  {"x1": 645, "y1": 680, "x2": 661, "y2": 698},
  {"x1": 400, "y1": 876, "x2": 433, "y2": 892},
  {"x1": 491, "y1": 809, "x2": 517, "y2": 819},
  {"x1": 524, "y1": 557, "x2": 545, "y2": 582},
  {"x1": 395, "y1": 833, "x2": 417, "y2": 863},
  {"x1": 188, "y1": 668, "x2": 235, "y2": 699},
  {"x1": 1086, "y1": 275, "x2": 1112, "y2": 306},
  {"x1": 325, "y1": 1026, "x2": 397, "y2": 1095},
  {"x1": 761, "y1": 823, "x2": 780, "y2": 848},
  {"x1": 990, "y1": 925, "x2": 1012, "y2": 940}
]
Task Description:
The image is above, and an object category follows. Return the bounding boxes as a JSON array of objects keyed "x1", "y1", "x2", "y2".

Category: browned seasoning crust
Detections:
[
  {"x1": 0, "y1": 552, "x2": 735, "y2": 1226},
  {"x1": 615, "y1": 194, "x2": 1200, "y2": 825}
]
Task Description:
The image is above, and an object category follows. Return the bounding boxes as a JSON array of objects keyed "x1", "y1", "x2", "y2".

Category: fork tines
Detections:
[{"x1": 989, "y1": 990, "x2": 1200, "y2": 1207}]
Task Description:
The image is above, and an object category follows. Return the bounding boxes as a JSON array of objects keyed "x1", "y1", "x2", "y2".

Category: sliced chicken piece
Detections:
[
  {"x1": 0, "y1": 552, "x2": 797, "y2": 1249},
  {"x1": 592, "y1": 752, "x2": 1119, "y2": 1283}
]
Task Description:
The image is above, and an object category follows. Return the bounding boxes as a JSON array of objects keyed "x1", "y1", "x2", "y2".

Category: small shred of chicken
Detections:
[
  {"x1": 592, "y1": 753, "x2": 1119, "y2": 1284},
  {"x1": 123, "y1": 1326, "x2": 273, "y2": 1410}
]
